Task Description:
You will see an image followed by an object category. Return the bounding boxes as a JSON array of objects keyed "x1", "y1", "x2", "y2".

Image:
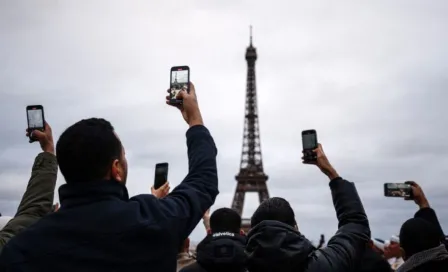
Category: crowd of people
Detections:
[{"x1": 0, "y1": 83, "x2": 447, "y2": 271}]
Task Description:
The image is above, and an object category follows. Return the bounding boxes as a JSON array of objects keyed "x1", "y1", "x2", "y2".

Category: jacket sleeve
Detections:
[
  {"x1": 414, "y1": 207, "x2": 446, "y2": 245},
  {"x1": 0, "y1": 152, "x2": 58, "y2": 249},
  {"x1": 308, "y1": 178, "x2": 371, "y2": 272},
  {"x1": 131, "y1": 125, "x2": 219, "y2": 243}
]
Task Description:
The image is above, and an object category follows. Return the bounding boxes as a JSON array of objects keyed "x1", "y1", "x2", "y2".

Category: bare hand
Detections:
[
  {"x1": 302, "y1": 144, "x2": 339, "y2": 180},
  {"x1": 404, "y1": 181, "x2": 429, "y2": 208},
  {"x1": 166, "y1": 82, "x2": 203, "y2": 127},
  {"x1": 151, "y1": 182, "x2": 170, "y2": 199},
  {"x1": 26, "y1": 122, "x2": 55, "y2": 154}
]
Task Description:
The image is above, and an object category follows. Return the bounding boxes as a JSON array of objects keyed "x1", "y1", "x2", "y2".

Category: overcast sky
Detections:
[{"x1": 1, "y1": 0, "x2": 447, "y2": 244}]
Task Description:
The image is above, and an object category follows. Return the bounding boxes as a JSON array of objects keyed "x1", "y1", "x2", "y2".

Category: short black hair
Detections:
[
  {"x1": 56, "y1": 118, "x2": 122, "y2": 183},
  {"x1": 251, "y1": 197, "x2": 296, "y2": 227},
  {"x1": 210, "y1": 208, "x2": 241, "y2": 233},
  {"x1": 400, "y1": 218, "x2": 442, "y2": 258}
]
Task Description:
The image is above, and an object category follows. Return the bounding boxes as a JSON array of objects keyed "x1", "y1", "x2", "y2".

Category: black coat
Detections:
[
  {"x1": 357, "y1": 247, "x2": 392, "y2": 272},
  {"x1": 0, "y1": 125, "x2": 219, "y2": 272},
  {"x1": 245, "y1": 178, "x2": 371, "y2": 272},
  {"x1": 180, "y1": 233, "x2": 247, "y2": 272}
]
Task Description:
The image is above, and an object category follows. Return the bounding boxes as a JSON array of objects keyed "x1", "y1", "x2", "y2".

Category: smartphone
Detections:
[
  {"x1": 384, "y1": 183, "x2": 413, "y2": 198},
  {"x1": 169, "y1": 66, "x2": 190, "y2": 104},
  {"x1": 26, "y1": 105, "x2": 45, "y2": 142},
  {"x1": 154, "y1": 163, "x2": 169, "y2": 190},
  {"x1": 302, "y1": 129, "x2": 318, "y2": 162}
]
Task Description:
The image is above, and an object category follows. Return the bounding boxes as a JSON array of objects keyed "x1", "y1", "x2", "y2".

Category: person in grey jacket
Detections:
[{"x1": 0, "y1": 122, "x2": 58, "y2": 251}]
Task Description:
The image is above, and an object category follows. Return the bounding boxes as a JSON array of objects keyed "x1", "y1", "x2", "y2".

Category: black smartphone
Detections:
[
  {"x1": 302, "y1": 129, "x2": 318, "y2": 162},
  {"x1": 26, "y1": 105, "x2": 45, "y2": 142},
  {"x1": 154, "y1": 163, "x2": 169, "y2": 190},
  {"x1": 169, "y1": 66, "x2": 190, "y2": 104},
  {"x1": 384, "y1": 183, "x2": 413, "y2": 198}
]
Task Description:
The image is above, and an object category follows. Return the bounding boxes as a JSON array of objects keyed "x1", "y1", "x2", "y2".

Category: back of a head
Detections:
[
  {"x1": 56, "y1": 118, "x2": 122, "y2": 183},
  {"x1": 210, "y1": 208, "x2": 241, "y2": 233},
  {"x1": 400, "y1": 218, "x2": 441, "y2": 258},
  {"x1": 251, "y1": 197, "x2": 296, "y2": 228}
]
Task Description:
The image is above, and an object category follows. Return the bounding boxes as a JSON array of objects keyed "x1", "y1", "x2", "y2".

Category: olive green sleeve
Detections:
[{"x1": 0, "y1": 152, "x2": 58, "y2": 249}]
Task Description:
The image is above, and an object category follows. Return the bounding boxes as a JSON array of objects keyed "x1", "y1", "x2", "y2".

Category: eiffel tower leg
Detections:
[
  {"x1": 231, "y1": 185, "x2": 245, "y2": 216},
  {"x1": 258, "y1": 184, "x2": 269, "y2": 204}
]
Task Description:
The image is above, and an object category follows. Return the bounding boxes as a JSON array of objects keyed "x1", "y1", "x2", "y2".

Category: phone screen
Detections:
[
  {"x1": 27, "y1": 108, "x2": 44, "y2": 129},
  {"x1": 384, "y1": 183, "x2": 412, "y2": 198},
  {"x1": 170, "y1": 67, "x2": 189, "y2": 101},
  {"x1": 154, "y1": 163, "x2": 169, "y2": 190},
  {"x1": 302, "y1": 131, "x2": 317, "y2": 150}
]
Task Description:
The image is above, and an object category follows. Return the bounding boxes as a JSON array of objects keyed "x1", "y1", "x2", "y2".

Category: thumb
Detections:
[
  {"x1": 32, "y1": 129, "x2": 45, "y2": 139},
  {"x1": 176, "y1": 90, "x2": 187, "y2": 100}
]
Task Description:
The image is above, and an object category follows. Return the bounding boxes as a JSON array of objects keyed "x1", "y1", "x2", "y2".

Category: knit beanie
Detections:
[{"x1": 399, "y1": 217, "x2": 441, "y2": 257}]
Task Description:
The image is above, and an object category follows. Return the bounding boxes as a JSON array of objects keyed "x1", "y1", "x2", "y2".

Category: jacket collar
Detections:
[{"x1": 59, "y1": 180, "x2": 129, "y2": 209}]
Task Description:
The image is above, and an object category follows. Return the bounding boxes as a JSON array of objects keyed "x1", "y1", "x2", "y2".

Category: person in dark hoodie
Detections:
[
  {"x1": 180, "y1": 208, "x2": 247, "y2": 272},
  {"x1": 397, "y1": 218, "x2": 448, "y2": 272},
  {"x1": 395, "y1": 181, "x2": 448, "y2": 272},
  {"x1": 245, "y1": 143, "x2": 371, "y2": 272},
  {"x1": 0, "y1": 83, "x2": 219, "y2": 272}
]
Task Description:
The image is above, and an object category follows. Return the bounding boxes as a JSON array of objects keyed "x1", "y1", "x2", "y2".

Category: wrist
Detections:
[
  {"x1": 188, "y1": 116, "x2": 203, "y2": 127},
  {"x1": 419, "y1": 201, "x2": 430, "y2": 209},
  {"x1": 43, "y1": 144, "x2": 55, "y2": 155},
  {"x1": 323, "y1": 167, "x2": 339, "y2": 180}
]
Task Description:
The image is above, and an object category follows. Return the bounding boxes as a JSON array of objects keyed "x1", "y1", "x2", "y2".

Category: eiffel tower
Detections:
[{"x1": 231, "y1": 26, "x2": 269, "y2": 233}]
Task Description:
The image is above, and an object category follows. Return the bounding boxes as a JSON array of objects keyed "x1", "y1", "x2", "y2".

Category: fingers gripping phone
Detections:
[
  {"x1": 154, "y1": 163, "x2": 169, "y2": 190},
  {"x1": 170, "y1": 66, "x2": 190, "y2": 104},
  {"x1": 302, "y1": 130, "x2": 318, "y2": 163},
  {"x1": 384, "y1": 183, "x2": 413, "y2": 198},
  {"x1": 26, "y1": 105, "x2": 45, "y2": 143}
]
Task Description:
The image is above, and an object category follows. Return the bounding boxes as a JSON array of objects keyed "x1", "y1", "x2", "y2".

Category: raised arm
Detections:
[
  {"x1": 0, "y1": 123, "x2": 57, "y2": 250},
  {"x1": 304, "y1": 144, "x2": 370, "y2": 271},
  {"x1": 405, "y1": 181, "x2": 445, "y2": 244},
  {"x1": 131, "y1": 82, "x2": 219, "y2": 244}
]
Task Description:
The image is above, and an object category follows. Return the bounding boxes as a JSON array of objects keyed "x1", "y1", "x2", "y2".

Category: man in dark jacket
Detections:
[
  {"x1": 181, "y1": 208, "x2": 247, "y2": 272},
  {"x1": 245, "y1": 144, "x2": 371, "y2": 272},
  {"x1": 0, "y1": 122, "x2": 58, "y2": 252},
  {"x1": 0, "y1": 83, "x2": 219, "y2": 272},
  {"x1": 395, "y1": 181, "x2": 448, "y2": 272}
]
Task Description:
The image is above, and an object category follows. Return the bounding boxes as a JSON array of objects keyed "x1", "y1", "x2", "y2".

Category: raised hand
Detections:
[
  {"x1": 302, "y1": 144, "x2": 339, "y2": 180},
  {"x1": 166, "y1": 82, "x2": 203, "y2": 127},
  {"x1": 26, "y1": 122, "x2": 55, "y2": 155},
  {"x1": 151, "y1": 182, "x2": 170, "y2": 199},
  {"x1": 404, "y1": 181, "x2": 429, "y2": 208}
]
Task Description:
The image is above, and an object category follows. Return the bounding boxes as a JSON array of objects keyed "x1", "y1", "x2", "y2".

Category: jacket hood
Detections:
[
  {"x1": 196, "y1": 232, "x2": 247, "y2": 272},
  {"x1": 246, "y1": 220, "x2": 315, "y2": 272}
]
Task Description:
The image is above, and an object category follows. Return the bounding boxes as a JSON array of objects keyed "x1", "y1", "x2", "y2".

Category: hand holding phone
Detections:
[
  {"x1": 169, "y1": 66, "x2": 190, "y2": 104},
  {"x1": 26, "y1": 105, "x2": 45, "y2": 143},
  {"x1": 302, "y1": 130, "x2": 318, "y2": 163},
  {"x1": 383, "y1": 183, "x2": 413, "y2": 198},
  {"x1": 154, "y1": 163, "x2": 169, "y2": 190},
  {"x1": 25, "y1": 106, "x2": 55, "y2": 154}
]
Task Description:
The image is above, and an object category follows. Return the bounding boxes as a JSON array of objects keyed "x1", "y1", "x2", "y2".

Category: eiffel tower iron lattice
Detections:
[{"x1": 231, "y1": 26, "x2": 269, "y2": 232}]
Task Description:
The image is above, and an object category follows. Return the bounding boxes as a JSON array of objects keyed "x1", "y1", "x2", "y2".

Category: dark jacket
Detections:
[
  {"x1": 0, "y1": 152, "x2": 58, "y2": 252},
  {"x1": 357, "y1": 247, "x2": 392, "y2": 272},
  {"x1": 397, "y1": 244, "x2": 448, "y2": 272},
  {"x1": 0, "y1": 125, "x2": 219, "y2": 272},
  {"x1": 180, "y1": 232, "x2": 247, "y2": 272},
  {"x1": 246, "y1": 178, "x2": 371, "y2": 272},
  {"x1": 414, "y1": 207, "x2": 447, "y2": 249}
]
